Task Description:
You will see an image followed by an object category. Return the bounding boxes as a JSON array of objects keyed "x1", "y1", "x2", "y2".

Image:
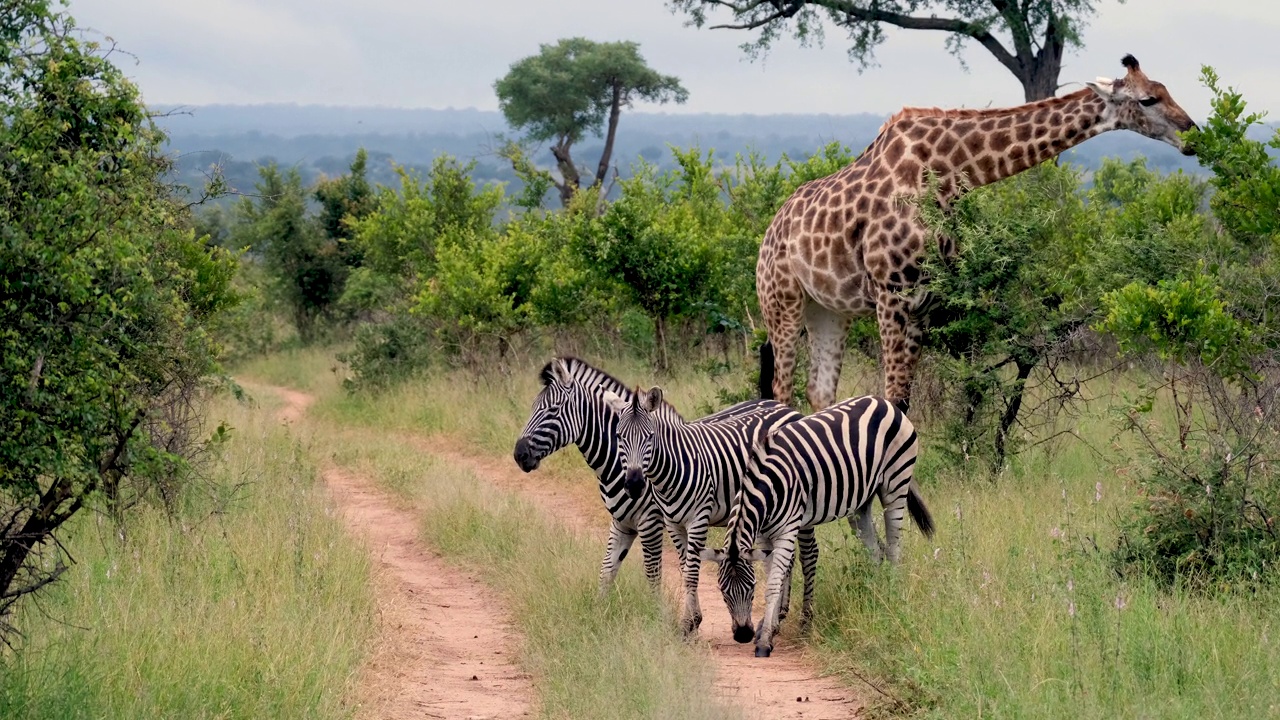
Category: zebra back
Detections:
[{"x1": 726, "y1": 396, "x2": 918, "y2": 552}]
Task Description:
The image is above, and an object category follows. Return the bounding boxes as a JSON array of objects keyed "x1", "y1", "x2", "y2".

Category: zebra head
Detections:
[
  {"x1": 701, "y1": 541, "x2": 768, "y2": 644},
  {"x1": 602, "y1": 386, "x2": 662, "y2": 500},
  {"x1": 513, "y1": 358, "x2": 583, "y2": 472}
]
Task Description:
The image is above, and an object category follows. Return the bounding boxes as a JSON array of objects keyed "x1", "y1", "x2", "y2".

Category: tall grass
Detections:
[
  {"x1": 0, "y1": 393, "x2": 376, "y2": 719},
  {"x1": 280, "y1": 347, "x2": 1280, "y2": 718},
  {"x1": 322, "y1": 427, "x2": 741, "y2": 720}
]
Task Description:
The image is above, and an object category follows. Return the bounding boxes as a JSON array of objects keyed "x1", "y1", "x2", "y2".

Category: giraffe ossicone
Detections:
[{"x1": 756, "y1": 54, "x2": 1199, "y2": 413}]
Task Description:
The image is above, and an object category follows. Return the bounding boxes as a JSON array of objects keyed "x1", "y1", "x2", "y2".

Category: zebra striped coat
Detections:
[
  {"x1": 513, "y1": 357, "x2": 786, "y2": 594},
  {"x1": 603, "y1": 386, "x2": 807, "y2": 637},
  {"x1": 702, "y1": 395, "x2": 935, "y2": 657}
]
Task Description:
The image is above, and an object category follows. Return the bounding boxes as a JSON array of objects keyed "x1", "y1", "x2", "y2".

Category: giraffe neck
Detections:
[{"x1": 941, "y1": 89, "x2": 1112, "y2": 189}]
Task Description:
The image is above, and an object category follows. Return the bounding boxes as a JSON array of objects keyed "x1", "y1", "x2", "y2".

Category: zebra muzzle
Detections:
[
  {"x1": 623, "y1": 468, "x2": 646, "y2": 499},
  {"x1": 513, "y1": 437, "x2": 540, "y2": 472}
]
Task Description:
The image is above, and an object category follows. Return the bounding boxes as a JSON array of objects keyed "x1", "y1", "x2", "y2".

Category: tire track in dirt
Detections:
[
  {"x1": 260, "y1": 385, "x2": 534, "y2": 720},
  {"x1": 414, "y1": 437, "x2": 866, "y2": 720}
]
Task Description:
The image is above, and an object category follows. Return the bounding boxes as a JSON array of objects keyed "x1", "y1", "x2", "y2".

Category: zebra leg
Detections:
[
  {"x1": 797, "y1": 527, "x2": 818, "y2": 628},
  {"x1": 668, "y1": 520, "x2": 688, "y2": 567},
  {"x1": 637, "y1": 501, "x2": 665, "y2": 589},
  {"x1": 754, "y1": 529, "x2": 797, "y2": 658},
  {"x1": 634, "y1": 497, "x2": 665, "y2": 586},
  {"x1": 680, "y1": 519, "x2": 710, "y2": 636},
  {"x1": 599, "y1": 519, "x2": 639, "y2": 596},
  {"x1": 849, "y1": 508, "x2": 885, "y2": 564},
  {"x1": 776, "y1": 552, "x2": 794, "y2": 624},
  {"x1": 880, "y1": 485, "x2": 909, "y2": 565}
]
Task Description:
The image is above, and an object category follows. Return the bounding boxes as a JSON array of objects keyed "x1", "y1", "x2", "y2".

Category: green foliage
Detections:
[
  {"x1": 917, "y1": 162, "x2": 1092, "y2": 465},
  {"x1": 1100, "y1": 274, "x2": 1252, "y2": 374},
  {"x1": 1183, "y1": 66, "x2": 1280, "y2": 251},
  {"x1": 1099, "y1": 68, "x2": 1280, "y2": 588},
  {"x1": 312, "y1": 147, "x2": 375, "y2": 264},
  {"x1": 233, "y1": 164, "x2": 341, "y2": 342},
  {"x1": 0, "y1": 2, "x2": 236, "y2": 634}
]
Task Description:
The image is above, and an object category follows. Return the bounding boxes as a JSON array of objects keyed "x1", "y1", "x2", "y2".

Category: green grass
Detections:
[
  {"x1": 321, "y1": 426, "x2": 741, "y2": 720},
  {"x1": 0, "y1": 392, "x2": 376, "y2": 719},
  {"x1": 297, "y1": 349, "x2": 1280, "y2": 719}
]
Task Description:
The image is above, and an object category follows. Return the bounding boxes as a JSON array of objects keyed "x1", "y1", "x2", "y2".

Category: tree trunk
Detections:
[
  {"x1": 550, "y1": 139, "x2": 581, "y2": 207},
  {"x1": 594, "y1": 82, "x2": 624, "y2": 189},
  {"x1": 655, "y1": 315, "x2": 669, "y2": 373},
  {"x1": 994, "y1": 358, "x2": 1036, "y2": 466}
]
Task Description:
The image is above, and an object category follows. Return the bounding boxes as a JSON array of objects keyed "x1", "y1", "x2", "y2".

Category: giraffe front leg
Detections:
[
  {"x1": 599, "y1": 518, "x2": 638, "y2": 596},
  {"x1": 876, "y1": 288, "x2": 924, "y2": 413},
  {"x1": 681, "y1": 518, "x2": 710, "y2": 636},
  {"x1": 754, "y1": 530, "x2": 797, "y2": 658},
  {"x1": 804, "y1": 303, "x2": 852, "y2": 411}
]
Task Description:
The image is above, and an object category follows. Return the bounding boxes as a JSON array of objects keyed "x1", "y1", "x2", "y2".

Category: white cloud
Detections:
[{"x1": 65, "y1": 0, "x2": 1280, "y2": 118}]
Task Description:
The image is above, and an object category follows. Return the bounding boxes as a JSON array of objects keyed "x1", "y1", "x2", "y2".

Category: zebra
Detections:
[
  {"x1": 602, "y1": 386, "x2": 813, "y2": 637},
  {"x1": 512, "y1": 356, "x2": 786, "y2": 594},
  {"x1": 700, "y1": 395, "x2": 935, "y2": 657}
]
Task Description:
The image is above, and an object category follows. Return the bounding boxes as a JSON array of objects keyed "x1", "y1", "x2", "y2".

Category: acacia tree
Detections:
[
  {"x1": 495, "y1": 38, "x2": 688, "y2": 206},
  {"x1": 668, "y1": 0, "x2": 1121, "y2": 101},
  {"x1": 1, "y1": 2, "x2": 236, "y2": 638}
]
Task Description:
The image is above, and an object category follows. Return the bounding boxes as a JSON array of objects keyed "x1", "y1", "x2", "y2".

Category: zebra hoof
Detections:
[{"x1": 754, "y1": 646, "x2": 772, "y2": 658}]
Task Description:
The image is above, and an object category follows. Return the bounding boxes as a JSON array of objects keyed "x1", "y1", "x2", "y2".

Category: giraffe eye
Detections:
[{"x1": 1139, "y1": 96, "x2": 1160, "y2": 107}]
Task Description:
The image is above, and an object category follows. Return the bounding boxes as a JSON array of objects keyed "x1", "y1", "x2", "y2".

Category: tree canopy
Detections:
[
  {"x1": 667, "y1": 0, "x2": 1121, "y2": 101},
  {"x1": 495, "y1": 38, "x2": 688, "y2": 205},
  {"x1": 0, "y1": 1, "x2": 236, "y2": 637}
]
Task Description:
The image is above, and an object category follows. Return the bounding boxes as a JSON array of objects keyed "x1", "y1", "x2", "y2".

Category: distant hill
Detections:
[{"x1": 154, "y1": 104, "x2": 1276, "y2": 203}]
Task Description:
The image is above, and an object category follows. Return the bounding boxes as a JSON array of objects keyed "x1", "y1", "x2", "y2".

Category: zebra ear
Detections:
[
  {"x1": 640, "y1": 386, "x2": 663, "y2": 412},
  {"x1": 699, "y1": 547, "x2": 726, "y2": 564},
  {"x1": 550, "y1": 358, "x2": 573, "y2": 385},
  {"x1": 601, "y1": 390, "x2": 628, "y2": 415},
  {"x1": 748, "y1": 549, "x2": 769, "y2": 563}
]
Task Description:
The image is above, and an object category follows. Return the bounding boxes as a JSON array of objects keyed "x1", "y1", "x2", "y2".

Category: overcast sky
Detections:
[{"x1": 67, "y1": 0, "x2": 1280, "y2": 118}]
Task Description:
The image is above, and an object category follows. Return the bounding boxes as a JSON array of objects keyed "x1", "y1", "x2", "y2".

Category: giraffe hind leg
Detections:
[{"x1": 804, "y1": 303, "x2": 852, "y2": 411}]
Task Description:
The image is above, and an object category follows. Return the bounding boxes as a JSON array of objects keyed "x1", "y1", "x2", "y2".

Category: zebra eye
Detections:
[{"x1": 1139, "y1": 96, "x2": 1159, "y2": 107}]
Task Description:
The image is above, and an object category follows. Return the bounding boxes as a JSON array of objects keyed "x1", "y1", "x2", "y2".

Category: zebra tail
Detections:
[
  {"x1": 758, "y1": 339, "x2": 775, "y2": 400},
  {"x1": 907, "y1": 481, "x2": 935, "y2": 538}
]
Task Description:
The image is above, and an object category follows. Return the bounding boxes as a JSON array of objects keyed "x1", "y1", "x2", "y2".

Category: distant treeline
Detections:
[{"x1": 156, "y1": 104, "x2": 1277, "y2": 203}]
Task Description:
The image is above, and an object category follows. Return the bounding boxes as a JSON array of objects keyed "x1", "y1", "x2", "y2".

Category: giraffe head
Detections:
[{"x1": 1085, "y1": 54, "x2": 1198, "y2": 155}]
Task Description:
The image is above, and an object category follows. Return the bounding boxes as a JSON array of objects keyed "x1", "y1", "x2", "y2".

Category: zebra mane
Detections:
[{"x1": 539, "y1": 356, "x2": 630, "y2": 397}]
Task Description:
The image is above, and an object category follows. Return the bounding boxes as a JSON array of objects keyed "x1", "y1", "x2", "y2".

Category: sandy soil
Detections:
[{"x1": 268, "y1": 388, "x2": 534, "y2": 720}]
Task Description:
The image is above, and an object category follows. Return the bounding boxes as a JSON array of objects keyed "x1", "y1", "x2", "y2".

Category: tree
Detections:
[
  {"x1": 495, "y1": 38, "x2": 688, "y2": 206},
  {"x1": 234, "y1": 164, "x2": 339, "y2": 342},
  {"x1": 668, "y1": 0, "x2": 1121, "y2": 101},
  {"x1": 313, "y1": 148, "x2": 376, "y2": 265},
  {"x1": 1, "y1": 2, "x2": 236, "y2": 638}
]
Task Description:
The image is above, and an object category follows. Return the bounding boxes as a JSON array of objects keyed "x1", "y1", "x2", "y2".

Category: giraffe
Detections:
[{"x1": 756, "y1": 55, "x2": 1198, "y2": 413}]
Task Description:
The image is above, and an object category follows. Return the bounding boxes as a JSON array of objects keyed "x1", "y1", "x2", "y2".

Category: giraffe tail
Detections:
[
  {"x1": 758, "y1": 339, "x2": 775, "y2": 400},
  {"x1": 907, "y1": 480, "x2": 935, "y2": 539}
]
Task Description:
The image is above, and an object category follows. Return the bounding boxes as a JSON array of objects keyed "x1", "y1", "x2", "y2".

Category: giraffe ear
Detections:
[
  {"x1": 602, "y1": 390, "x2": 628, "y2": 415},
  {"x1": 641, "y1": 386, "x2": 664, "y2": 412},
  {"x1": 1086, "y1": 77, "x2": 1116, "y2": 99}
]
